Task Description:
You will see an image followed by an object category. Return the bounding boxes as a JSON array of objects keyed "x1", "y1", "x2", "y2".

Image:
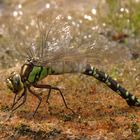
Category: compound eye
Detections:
[
  {"x1": 6, "y1": 78, "x2": 14, "y2": 91},
  {"x1": 13, "y1": 74, "x2": 20, "y2": 86}
]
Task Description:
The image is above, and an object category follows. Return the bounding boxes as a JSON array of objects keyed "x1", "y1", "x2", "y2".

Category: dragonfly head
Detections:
[{"x1": 6, "y1": 72, "x2": 24, "y2": 94}]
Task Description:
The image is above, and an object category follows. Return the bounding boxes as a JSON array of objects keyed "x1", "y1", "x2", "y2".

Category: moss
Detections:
[
  {"x1": 134, "y1": 135, "x2": 140, "y2": 140},
  {"x1": 15, "y1": 124, "x2": 33, "y2": 136},
  {"x1": 62, "y1": 114, "x2": 75, "y2": 122},
  {"x1": 14, "y1": 123, "x2": 61, "y2": 139},
  {"x1": 0, "y1": 104, "x2": 10, "y2": 112},
  {"x1": 131, "y1": 122, "x2": 140, "y2": 135}
]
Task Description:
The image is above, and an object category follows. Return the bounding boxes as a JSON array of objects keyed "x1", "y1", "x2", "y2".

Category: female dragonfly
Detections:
[{"x1": 6, "y1": 17, "x2": 140, "y2": 117}]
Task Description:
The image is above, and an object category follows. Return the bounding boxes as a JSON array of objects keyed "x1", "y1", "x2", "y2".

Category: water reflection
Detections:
[
  {"x1": 84, "y1": 15, "x2": 92, "y2": 21},
  {"x1": 45, "y1": 3, "x2": 50, "y2": 9},
  {"x1": 91, "y1": 8, "x2": 96, "y2": 15}
]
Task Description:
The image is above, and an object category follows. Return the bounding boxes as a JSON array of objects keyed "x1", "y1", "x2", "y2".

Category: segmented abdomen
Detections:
[{"x1": 83, "y1": 65, "x2": 140, "y2": 106}]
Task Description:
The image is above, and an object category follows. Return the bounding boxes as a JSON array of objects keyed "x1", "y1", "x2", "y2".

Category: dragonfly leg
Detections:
[
  {"x1": 52, "y1": 87, "x2": 69, "y2": 108},
  {"x1": 11, "y1": 94, "x2": 17, "y2": 109},
  {"x1": 33, "y1": 84, "x2": 52, "y2": 104},
  {"x1": 46, "y1": 88, "x2": 51, "y2": 104},
  {"x1": 11, "y1": 92, "x2": 25, "y2": 110},
  {"x1": 34, "y1": 84, "x2": 75, "y2": 114},
  {"x1": 12, "y1": 88, "x2": 27, "y2": 112},
  {"x1": 51, "y1": 86, "x2": 75, "y2": 114},
  {"x1": 28, "y1": 87, "x2": 42, "y2": 117}
]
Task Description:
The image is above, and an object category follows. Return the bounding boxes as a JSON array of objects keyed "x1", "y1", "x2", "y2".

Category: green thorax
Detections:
[{"x1": 21, "y1": 63, "x2": 55, "y2": 84}]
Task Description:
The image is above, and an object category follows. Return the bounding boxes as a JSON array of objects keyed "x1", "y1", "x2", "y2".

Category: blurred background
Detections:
[{"x1": 0, "y1": 0, "x2": 140, "y2": 69}]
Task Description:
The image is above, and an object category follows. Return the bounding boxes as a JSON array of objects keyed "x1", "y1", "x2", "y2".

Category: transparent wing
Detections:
[
  {"x1": 27, "y1": 15, "x2": 95, "y2": 67},
  {"x1": 5, "y1": 14, "x2": 131, "y2": 71},
  {"x1": 3, "y1": 15, "x2": 96, "y2": 70}
]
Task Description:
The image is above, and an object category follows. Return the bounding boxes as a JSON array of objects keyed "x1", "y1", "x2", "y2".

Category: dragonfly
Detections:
[{"x1": 6, "y1": 17, "x2": 140, "y2": 117}]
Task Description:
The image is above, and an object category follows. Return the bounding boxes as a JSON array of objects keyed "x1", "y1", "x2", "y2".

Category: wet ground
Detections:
[{"x1": 0, "y1": 0, "x2": 140, "y2": 140}]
